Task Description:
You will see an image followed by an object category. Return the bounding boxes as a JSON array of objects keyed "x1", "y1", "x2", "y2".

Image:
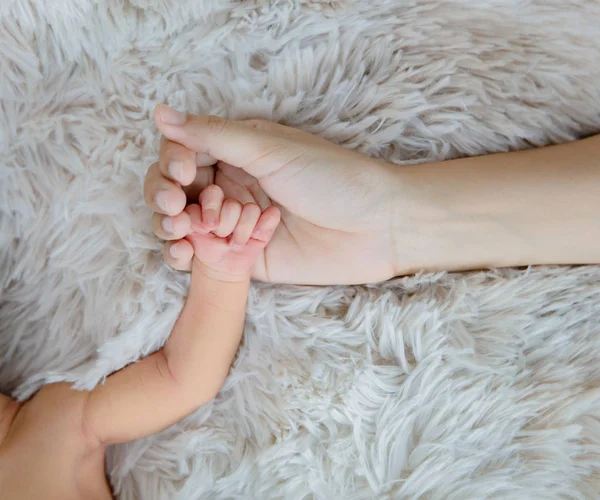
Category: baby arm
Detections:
[{"x1": 85, "y1": 186, "x2": 280, "y2": 445}]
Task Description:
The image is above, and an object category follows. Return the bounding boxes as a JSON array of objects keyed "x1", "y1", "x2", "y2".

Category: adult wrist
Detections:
[
  {"x1": 387, "y1": 135, "x2": 600, "y2": 276},
  {"x1": 389, "y1": 160, "x2": 535, "y2": 275}
]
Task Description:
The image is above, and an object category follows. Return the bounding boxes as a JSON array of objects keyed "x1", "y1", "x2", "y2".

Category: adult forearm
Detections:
[{"x1": 391, "y1": 134, "x2": 600, "y2": 275}]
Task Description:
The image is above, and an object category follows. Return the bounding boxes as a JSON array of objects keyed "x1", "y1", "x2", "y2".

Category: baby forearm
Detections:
[
  {"x1": 162, "y1": 264, "x2": 249, "y2": 398},
  {"x1": 85, "y1": 265, "x2": 249, "y2": 445},
  {"x1": 392, "y1": 134, "x2": 600, "y2": 274},
  {"x1": 85, "y1": 188, "x2": 275, "y2": 446}
]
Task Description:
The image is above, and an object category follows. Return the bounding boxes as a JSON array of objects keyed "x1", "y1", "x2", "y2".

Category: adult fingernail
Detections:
[
  {"x1": 156, "y1": 190, "x2": 170, "y2": 211},
  {"x1": 159, "y1": 105, "x2": 187, "y2": 125},
  {"x1": 168, "y1": 161, "x2": 185, "y2": 183},
  {"x1": 161, "y1": 217, "x2": 173, "y2": 233},
  {"x1": 169, "y1": 243, "x2": 182, "y2": 259}
]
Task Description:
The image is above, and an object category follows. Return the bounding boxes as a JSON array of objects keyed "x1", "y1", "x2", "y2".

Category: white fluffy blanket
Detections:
[{"x1": 1, "y1": 1, "x2": 600, "y2": 498}]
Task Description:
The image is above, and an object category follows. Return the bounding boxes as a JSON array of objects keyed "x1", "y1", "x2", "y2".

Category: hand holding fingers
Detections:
[
  {"x1": 183, "y1": 186, "x2": 280, "y2": 280},
  {"x1": 185, "y1": 194, "x2": 281, "y2": 280},
  {"x1": 186, "y1": 185, "x2": 239, "y2": 236},
  {"x1": 188, "y1": 186, "x2": 280, "y2": 246}
]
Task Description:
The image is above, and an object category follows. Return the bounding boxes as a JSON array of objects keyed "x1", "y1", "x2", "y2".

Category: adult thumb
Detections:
[{"x1": 154, "y1": 104, "x2": 294, "y2": 179}]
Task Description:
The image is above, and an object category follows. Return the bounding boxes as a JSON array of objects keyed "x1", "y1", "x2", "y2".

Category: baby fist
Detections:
[{"x1": 184, "y1": 185, "x2": 280, "y2": 282}]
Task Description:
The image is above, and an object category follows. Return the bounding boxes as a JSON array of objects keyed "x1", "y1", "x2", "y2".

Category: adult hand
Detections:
[{"x1": 145, "y1": 105, "x2": 402, "y2": 284}]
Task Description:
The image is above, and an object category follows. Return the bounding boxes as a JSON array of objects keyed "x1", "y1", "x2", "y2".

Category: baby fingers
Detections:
[
  {"x1": 213, "y1": 199, "x2": 243, "y2": 238},
  {"x1": 189, "y1": 185, "x2": 280, "y2": 251},
  {"x1": 199, "y1": 184, "x2": 224, "y2": 230},
  {"x1": 251, "y1": 206, "x2": 281, "y2": 244},
  {"x1": 230, "y1": 203, "x2": 262, "y2": 249}
]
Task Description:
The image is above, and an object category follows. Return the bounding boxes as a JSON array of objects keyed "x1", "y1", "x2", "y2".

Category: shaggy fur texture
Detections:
[{"x1": 1, "y1": 0, "x2": 600, "y2": 498}]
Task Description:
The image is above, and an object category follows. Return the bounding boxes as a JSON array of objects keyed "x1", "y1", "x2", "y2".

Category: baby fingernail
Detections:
[
  {"x1": 168, "y1": 161, "x2": 185, "y2": 183},
  {"x1": 156, "y1": 190, "x2": 170, "y2": 211},
  {"x1": 204, "y1": 211, "x2": 217, "y2": 227},
  {"x1": 159, "y1": 105, "x2": 187, "y2": 125},
  {"x1": 161, "y1": 217, "x2": 173, "y2": 233}
]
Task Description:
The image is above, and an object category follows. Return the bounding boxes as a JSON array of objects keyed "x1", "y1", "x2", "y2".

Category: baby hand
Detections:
[{"x1": 184, "y1": 185, "x2": 281, "y2": 282}]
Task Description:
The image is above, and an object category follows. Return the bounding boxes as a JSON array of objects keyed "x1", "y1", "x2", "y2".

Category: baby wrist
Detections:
[{"x1": 191, "y1": 261, "x2": 251, "y2": 284}]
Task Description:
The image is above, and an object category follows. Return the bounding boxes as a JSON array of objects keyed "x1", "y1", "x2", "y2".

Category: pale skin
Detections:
[
  {"x1": 0, "y1": 188, "x2": 280, "y2": 499},
  {"x1": 1, "y1": 105, "x2": 598, "y2": 499},
  {"x1": 145, "y1": 104, "x2": 600, "y2": 283}
]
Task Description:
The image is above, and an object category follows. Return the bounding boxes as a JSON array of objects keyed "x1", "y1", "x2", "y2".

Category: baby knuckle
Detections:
[
  {"x1": 203, "y1": 184, "x2": 223, "y2": 196},
  {"x1": 244, "y1": 202, "x2": 261, "y2": 213}
]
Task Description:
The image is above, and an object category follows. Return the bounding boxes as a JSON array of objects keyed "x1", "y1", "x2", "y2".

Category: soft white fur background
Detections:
[{"x1": 1, "y1": 0, "x2": 600, "y2": 498}]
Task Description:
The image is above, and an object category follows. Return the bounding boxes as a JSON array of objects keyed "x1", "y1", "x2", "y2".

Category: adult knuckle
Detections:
[
  {"x1": 146, "y1": 162, "x2": 161, "y2": 182},
  {"x1": 205, "y1": 115, "x2": 228, "y2": 135},
  {"x1": 143, "y1": 182, "x2": 154, "y2": 206},
  {"x1": 245, "y1": 118, "x2": 270, "y2": 129},
  {"x1": 146, "y1": 161, "x2": 159, "y2": 175},
  {"x1": 143, "y1": 166, "x2": 159, "y2": 201},
  {"x1": 162, "y1": 139, "x2": 177, "y2": 156}
]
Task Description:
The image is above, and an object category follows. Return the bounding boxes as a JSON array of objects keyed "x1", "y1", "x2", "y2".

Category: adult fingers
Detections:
[
  {"x1": 163, "y1": 240, "x2": 193, "y2": 272},
  {"x1": 154, "y1": 104, "x2": 305, "y2": 179},
  {"x1": 199, "y1": 184, "x2": 224, "y2": 230},
  {"x1": 143, "y1": 163, "x2": 187, "y2": 216},
  {"x1": 152, "y1": 211, "x2": 191, "y2": 241},
  {"x1": 159, "y1": 137, "x2": 217, "y2": 186},
  {"x1": 158, "y1": 137, "x2": 197, "y2": 185}
]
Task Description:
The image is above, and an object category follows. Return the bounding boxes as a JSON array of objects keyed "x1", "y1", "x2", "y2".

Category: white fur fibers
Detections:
[{"x1": 1, "y1": 0, "x2": 599, "y2": 498}]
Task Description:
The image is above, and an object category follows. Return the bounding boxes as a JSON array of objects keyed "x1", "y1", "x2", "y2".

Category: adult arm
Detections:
[
  {"x1": 146, "y1": 105, "x2": 599, "y2": 282},
  {"x1": 393, "y1": 134, "x2": 600, "y2": 274}
]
